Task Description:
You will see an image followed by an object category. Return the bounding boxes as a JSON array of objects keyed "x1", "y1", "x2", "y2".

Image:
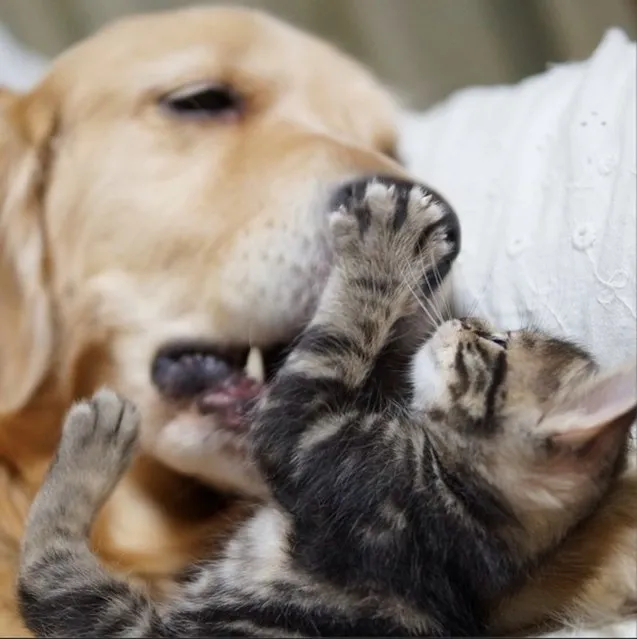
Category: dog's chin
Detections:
[
  {"x1": 149, "y1": 410, "x2": 268, "y2": 499},
  {"x1": 141, "y1": 342, "x2": 292, "y2": 499}
]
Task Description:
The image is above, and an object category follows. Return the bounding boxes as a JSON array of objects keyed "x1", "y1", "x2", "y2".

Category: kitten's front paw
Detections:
[
  {"x1": 53, "y1": 389, "x2": 139, "y2": 493},
  {"x1": 329, "y1": 177, "x2": 460, "y2": 286}
]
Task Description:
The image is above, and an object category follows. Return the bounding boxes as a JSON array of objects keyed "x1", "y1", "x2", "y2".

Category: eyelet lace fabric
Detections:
[{"x1": 401, "y1": 29, "x2": 636, "y2": 372}]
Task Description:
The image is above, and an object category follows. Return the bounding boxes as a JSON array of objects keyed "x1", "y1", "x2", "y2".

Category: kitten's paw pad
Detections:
[
  {"x1": 330, "y1": 178, "x2": 460, "y2": 276},
  {"x1": 328, "y1": 180, "x2": 396, "y2": 258},
  {"x1": 57, "y1": 388, "x2": 140, "y2": 480},
  {"x1": 329, "y1": 207, "x2": 364, "y2": 255}
]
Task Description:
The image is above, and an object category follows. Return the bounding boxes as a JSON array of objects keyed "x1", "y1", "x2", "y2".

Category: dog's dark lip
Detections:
[
  {"x1": 153, "y1": 340, "x2": 250, "y2": 371},
  {"x1": 150, "y1": 339, "x2": 294, "y2": 434},
  {"x1": 150, "y1": 338, "x2": 295, "y2": 405}
]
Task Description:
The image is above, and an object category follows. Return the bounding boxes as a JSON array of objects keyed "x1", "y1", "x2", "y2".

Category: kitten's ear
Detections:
[{"x1": 537, "y1": 361, "x2": 636, "y2": 464}]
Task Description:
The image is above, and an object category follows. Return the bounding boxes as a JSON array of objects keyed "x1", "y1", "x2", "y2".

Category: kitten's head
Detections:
[{"x1": 410, "y1": 317, "x2": 636, "y2": 558}]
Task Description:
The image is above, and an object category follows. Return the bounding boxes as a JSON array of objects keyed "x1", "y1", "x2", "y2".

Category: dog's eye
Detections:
[{"x1": 160, "y1": 83, "x2": 242, "y2": 120}]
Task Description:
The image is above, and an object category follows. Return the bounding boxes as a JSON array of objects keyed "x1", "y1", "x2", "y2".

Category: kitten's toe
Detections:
[
  {"x1": 329, "y1": 206, "x2": 361, "y2": 256},
  {"x1": 328, "y1": 176, "x2": 461, "y2": 278},
  {"x1": 397, "y1": 186, "x2": 460, "y2": 285},
  {"x1": 329, "y1": 179, "x2": 397, "y2": 261},
  {"x1": 57, "y1": 388, "x2": 139, "y2": 481},
  {"x1": 363, "y1": 180, "x2": 398, "y2": 224},
  {"x1": 91, "y1": 388, "x2": 139, "y2": 449},
  {"x1": 61, "y1": 399, "x2": 99, "y2": 440}
]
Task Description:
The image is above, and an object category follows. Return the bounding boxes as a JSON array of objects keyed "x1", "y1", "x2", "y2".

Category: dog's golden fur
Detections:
[{"x1": 0, "y1": 6, "x2": 634, "y2": 636}]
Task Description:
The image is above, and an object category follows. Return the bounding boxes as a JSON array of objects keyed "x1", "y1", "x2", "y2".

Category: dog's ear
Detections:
[{"x1": 0, "y1": 86, "x2": 56, "y2": 414}]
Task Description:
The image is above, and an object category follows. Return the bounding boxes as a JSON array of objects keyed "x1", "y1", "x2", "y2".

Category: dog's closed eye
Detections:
[{"x1": 160, "y1": 82, "x2": 242, "y2": 120}]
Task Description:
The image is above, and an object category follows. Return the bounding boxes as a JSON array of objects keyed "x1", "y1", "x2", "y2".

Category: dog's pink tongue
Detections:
[{"x1": 197, "y1": 374, "x2": 263, "y2": 428}]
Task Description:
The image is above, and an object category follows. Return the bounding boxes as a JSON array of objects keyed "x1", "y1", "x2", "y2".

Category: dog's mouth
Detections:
[{"x1": 151, "y1": 341, "x2": 291, "y2": 431}]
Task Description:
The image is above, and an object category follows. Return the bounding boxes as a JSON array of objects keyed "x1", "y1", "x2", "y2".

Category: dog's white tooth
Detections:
[{"x1": 246, "y1": 347, "x2": 265, "y2": 383}]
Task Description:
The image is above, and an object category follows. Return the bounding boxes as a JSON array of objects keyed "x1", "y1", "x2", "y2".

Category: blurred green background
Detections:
[{"x1": 1, "y1": 0, "x2": 636, "y2": 108}]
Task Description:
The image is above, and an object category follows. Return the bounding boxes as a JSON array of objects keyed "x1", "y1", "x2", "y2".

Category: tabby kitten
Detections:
[{"x1": 18, "y1": 179, "x2": 636, "y2": 637}]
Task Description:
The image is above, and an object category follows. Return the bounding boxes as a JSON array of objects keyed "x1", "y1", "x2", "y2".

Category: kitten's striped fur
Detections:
[{"x1": 17, "y1": 179, "x2": 636, "y2": 637}]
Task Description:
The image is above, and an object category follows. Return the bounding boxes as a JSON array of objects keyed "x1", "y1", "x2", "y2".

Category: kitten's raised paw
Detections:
[
  {"x1": 329, "y1": 177, "x2": 460, "y2": 285},
  {"x1": 54, "y1": 388, "x2": 140, "y2": 489}
]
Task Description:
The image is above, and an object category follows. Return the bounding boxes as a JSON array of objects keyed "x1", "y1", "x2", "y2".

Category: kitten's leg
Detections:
[
  {"x1": 18, "y1": 390, "x2": 314, "y2": 637},
  {"x1": 17, "y1": 390, "x2": 171, "y2": 638},
  {"x1": 252, "y1": 178, "x2": 460, "y2": 489},
  {"x1": 292, "y1": 179, "x2": 459, "y2": 388}
]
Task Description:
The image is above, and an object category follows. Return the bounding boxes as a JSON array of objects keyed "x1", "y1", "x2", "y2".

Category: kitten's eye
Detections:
[
  {"x1": 488, "y1": 334, "x2": 508, "y2": 348},
  {"x1": 475, "y1": 330, "x2": 508, "y2": 348},
  {"x1": 160, "y1": 83, "x2": 242, "y2": 120}
]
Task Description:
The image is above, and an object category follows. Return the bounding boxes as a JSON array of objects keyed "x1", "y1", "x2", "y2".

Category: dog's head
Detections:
[{"x1": 0, "y1": 7, "x2": 406, "y2": 494}]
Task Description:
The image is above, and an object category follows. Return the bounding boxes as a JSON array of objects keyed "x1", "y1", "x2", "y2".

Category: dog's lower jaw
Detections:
[{"x1": 149, "y1": 413, "x2": 267, "y2": 498}]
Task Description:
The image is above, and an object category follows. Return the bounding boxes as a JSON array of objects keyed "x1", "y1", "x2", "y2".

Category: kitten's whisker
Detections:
[
  {"x1": 466, "y1": 296, "x2": 481, "y2": 319},
  {"x1": 421, "y1": 290, "x2": 444, "y2": 331},
  {"x1": 432, "y1": 260, "x2": 452, "y2": 322},
  {"x1": 419, "y1": 261, "x2": 441, "y2": 322},
  {"x1": 419, "y1": 263, "x2": 449, "y2": 328},
  {"x1": 454, "y1": 282, "x2": 488, "y2": 320},
  {"x1": 410, "y1": 283, "x2": 438, "y2": 328},
  {"x1": 427, "y1": 292, "x2": 445, "y2": 327},
  {"x1": 401, "y1": 265, "x2": 441, "y2": 330},
  {"x1": 417, "y1": 260, "x2": 446, "y2": 326}
]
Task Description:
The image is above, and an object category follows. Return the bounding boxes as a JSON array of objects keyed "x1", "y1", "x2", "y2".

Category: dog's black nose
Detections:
[{"x1": 329, "y1": 175, "x2": 460, "y2": 256}]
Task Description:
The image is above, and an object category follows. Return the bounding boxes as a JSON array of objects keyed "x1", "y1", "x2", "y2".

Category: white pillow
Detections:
[
  {"x1": 0, "y1": 23, "x2": 47, "y2": 90},
  {"x1": 400, "y1": 29, "x2": 636, "y2": 370}
]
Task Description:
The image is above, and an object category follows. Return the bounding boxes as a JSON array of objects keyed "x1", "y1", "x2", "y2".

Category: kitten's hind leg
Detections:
[
  {"x1": 17, "y1": 390, "x2": 169, "y2": 637},
  {"x1": 23, "y1": 389, "x2": 138, "y2": 546}
]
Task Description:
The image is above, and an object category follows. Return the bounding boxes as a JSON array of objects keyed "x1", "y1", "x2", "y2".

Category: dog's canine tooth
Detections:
[{"x1": 246, "y1": 347, "x2": 265, "y2": 383}]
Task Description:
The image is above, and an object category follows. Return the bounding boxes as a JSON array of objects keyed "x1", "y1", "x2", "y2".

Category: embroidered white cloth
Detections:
[{"x1": 401, "y1": 29, "x2": 637, "y2": 370}]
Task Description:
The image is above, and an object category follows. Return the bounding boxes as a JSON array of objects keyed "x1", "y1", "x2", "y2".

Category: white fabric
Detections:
[
  {"x1": 401, "y1": 29, "x2": 637, "y2": 370},
  {"x1": 0, "y1": 24, "x2": 47, "y2": 90}
]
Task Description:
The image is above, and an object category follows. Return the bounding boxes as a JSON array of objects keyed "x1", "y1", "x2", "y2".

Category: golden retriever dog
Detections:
[{"x1": 0, "y1": 6, "x2": 633, "y2": 637}]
